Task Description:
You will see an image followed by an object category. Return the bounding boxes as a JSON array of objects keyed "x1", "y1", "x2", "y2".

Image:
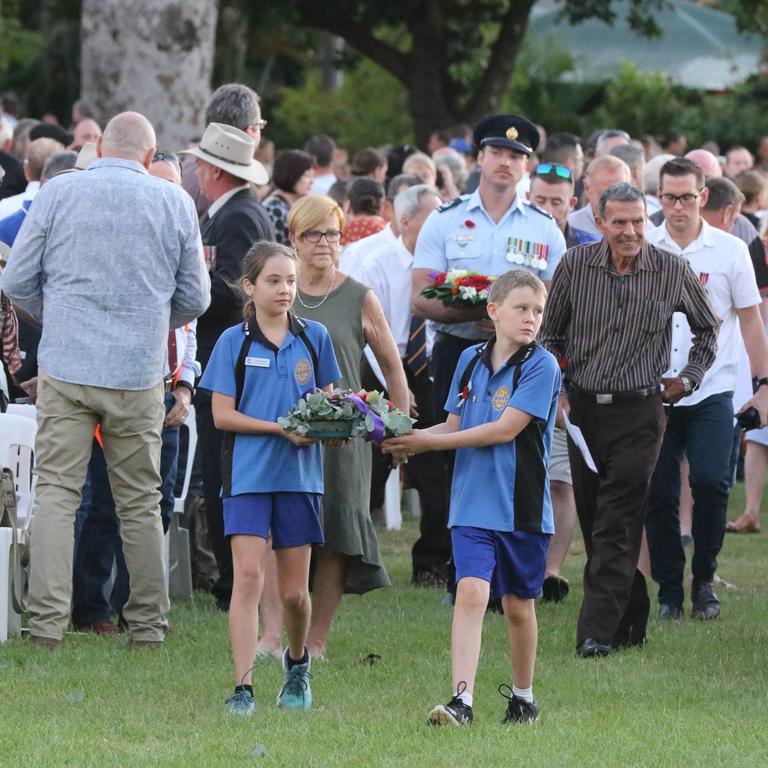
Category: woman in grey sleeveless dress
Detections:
[{"x1": 289, "y1": 195, "x2": 409, "y2": 659}]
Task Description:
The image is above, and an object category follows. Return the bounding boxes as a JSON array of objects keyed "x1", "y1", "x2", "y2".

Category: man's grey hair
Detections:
[
  {"x1": 41, "y1": 150, "x2": 78, "y2": 182},
  {"x1": 11, "y1": 118, "x2": 40, "y2": 160},
  {"x1": 435, "y1": 150, "x2": 468, "y2": 192},
  {"x1": 394, "y1": 184, "x2": 441, "y2": 224},
  {"x1": 101, "y1": 112, "x2": 156, "y2": 162},
  {"x1": 386, "y1": 173, "x2": 420, "y2": 201},
  {"x1": 205, "y1": 83, "x2": 260, "y2": 130},
  {"x1": 703, "y1": 177, "x2": 744, "y2": 212},
  {"x1": 598, "y1": 182, "x2": 646, "y2": 219},
  {"x1": 610, "y1": 143, "x2": 645, "y2": 173}
]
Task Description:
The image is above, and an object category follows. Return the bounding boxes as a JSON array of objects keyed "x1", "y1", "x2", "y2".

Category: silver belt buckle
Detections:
[{"x1": 596, "y1": 393, "x2": 613, "y2": 405}]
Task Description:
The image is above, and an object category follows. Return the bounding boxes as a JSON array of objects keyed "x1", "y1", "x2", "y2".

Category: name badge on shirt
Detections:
[
  {"x1": 506, "y1": 238, "x2": 548, "y2": 271},
  {"x1": 453, "y1": 234, "x2": 475, "y2": 248},
  {"x1": 245, "y1": 356, "x2": 271, "y2": 368}
]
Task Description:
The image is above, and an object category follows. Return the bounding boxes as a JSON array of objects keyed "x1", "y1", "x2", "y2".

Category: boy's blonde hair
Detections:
[{"x1": 488, "y1": 269, "x2": 547, "y2": 305}]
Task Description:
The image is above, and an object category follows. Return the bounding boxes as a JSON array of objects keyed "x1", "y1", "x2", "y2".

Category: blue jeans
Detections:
[
  {"x1": 72, "y1": 393, "x2": 179, "y2": 624},
  {"x1": 645, "y1": 392, "x2": 734, "y2": 606}
]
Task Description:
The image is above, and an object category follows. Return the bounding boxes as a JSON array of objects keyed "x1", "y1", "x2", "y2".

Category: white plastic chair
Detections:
[
  {"x1": 0, "y1": 413, "x2": 37, "y2": 643},
  {"x1": 166, "y1": 404, "x2": 196, "y2": 598},
  {"x1": 5, "y1": 403, "x2": 36, "y2": 421}
]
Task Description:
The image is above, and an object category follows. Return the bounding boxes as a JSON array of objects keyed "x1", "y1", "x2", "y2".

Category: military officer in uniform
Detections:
[{"x1": 412, "y1": 114, "x2": 567, "y2": 423}]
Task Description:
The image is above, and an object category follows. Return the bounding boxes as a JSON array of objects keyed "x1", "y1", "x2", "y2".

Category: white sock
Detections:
[
  {"x1": 512, "y1": 685, "x2": 533, "y2": 702},
  {"x1": 456, "y1": 690, "x2": 473, "y2": 707}
]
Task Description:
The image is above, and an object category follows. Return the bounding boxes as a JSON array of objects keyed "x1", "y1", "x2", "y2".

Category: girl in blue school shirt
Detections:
[{"x1": 198, "y1": 241, "x2": 340, "y2": 716}]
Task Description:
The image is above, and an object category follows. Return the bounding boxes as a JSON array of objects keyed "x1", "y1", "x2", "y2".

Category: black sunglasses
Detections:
[{"x1": 532, "y1": 163, "x2": 573, "y2": 181}]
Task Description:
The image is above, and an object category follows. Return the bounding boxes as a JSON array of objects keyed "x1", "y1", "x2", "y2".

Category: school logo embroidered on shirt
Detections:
[
  {"x1": 699, "y1": 272, "x2": 709, "y2": 286},
  {"x1": 294, "y1": 358, "x2": 312, "y2": 385},
  {"x1": 492, "y1": 385, "x2": 511, "y2": 411}
]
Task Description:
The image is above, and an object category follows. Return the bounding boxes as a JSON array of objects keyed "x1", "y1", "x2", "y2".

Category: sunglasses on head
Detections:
[
  {"x1": 152, "y1": 151, "x2": 181, "y2": 169},
  {"x1": 532, "y1": 163, "x2": 573, "y2": 181}
]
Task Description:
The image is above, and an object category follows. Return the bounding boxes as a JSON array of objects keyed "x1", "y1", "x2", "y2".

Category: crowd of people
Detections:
[{"x1": 1, "y1": 82, "x2": 767, "y2": 726}]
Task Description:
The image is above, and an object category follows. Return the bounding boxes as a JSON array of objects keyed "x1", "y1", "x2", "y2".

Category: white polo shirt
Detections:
[
  {"x1": 648, "y1": 219, "x2": 760, "y2": 406},
  {"x1": 362, "y1": 234, "x2": 435, "y2": 386}
]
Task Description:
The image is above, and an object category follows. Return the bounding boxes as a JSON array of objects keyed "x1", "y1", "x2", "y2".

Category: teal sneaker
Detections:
[
  {"x1": 276, "y1": 648, "x2": 312, "y2": 710},
  {"x1": 226, "y1": 689, "x2": 256, "y2": 716}
]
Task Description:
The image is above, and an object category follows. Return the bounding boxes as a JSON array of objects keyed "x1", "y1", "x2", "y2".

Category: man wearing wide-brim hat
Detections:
[{"x1": 180, "y1": 123, "x2": 274, "y2": 613}]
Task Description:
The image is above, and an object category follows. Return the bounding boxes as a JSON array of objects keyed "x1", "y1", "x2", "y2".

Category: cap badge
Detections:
[{"x1": 505, "y1": 127, "x2": 519, "y2": 140}]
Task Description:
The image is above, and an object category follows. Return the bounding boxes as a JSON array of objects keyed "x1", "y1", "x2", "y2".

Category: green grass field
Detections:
[{"x1": 1, "y1": 486, "x2": 767, "y2": 767}]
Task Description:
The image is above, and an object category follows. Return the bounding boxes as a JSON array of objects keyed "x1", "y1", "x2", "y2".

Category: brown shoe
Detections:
[
  {"x1": 74, "y1": 620, "x2": 118, "y2": 635},
  {"x1": 29, "y1": 634, "x2": 60, "y2": 650},
  {"x1": 725, "y1": 514, "x2": 761, "y2": 534}
]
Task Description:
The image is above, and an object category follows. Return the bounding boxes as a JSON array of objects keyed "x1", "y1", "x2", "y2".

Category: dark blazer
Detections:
[{"x1": 197, "y1": 188, "x2": 274, "y2": 369}]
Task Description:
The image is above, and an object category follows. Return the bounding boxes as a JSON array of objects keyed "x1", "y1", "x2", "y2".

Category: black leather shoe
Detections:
[
  {"x1": 576, "y1": 638, "x2": 614, "y2": 658},
  {"x1": 691, "y1": 579, "x2": 720, "y2": 620},
  {"x1": 658, "y1": 603, "x2": 683, "y2": 621}
]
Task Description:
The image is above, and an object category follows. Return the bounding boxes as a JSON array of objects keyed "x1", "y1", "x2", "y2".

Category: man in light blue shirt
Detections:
[
  {"x1": 0, "y1": 111, "x2": 210, "y2": 648},
  {"x1": 412, "y1": 113, "x2": 566, "y2": 425}
]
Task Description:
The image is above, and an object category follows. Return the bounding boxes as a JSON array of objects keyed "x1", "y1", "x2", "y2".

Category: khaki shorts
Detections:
[{"x1": 548, "y1": 426, "x2": 572, "y2": 485}]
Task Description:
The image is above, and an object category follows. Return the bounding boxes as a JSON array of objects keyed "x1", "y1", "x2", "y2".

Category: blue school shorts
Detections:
[
  {"x1": 451, "y1": 526, "x2": 550, "y2": 599},
  {"x1": 223, "y1": 492, "x2": 324, "y2": 549}
]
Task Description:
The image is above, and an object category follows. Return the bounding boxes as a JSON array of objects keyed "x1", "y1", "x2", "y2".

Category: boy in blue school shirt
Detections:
[{"x1": 384, "y1": 269, "x2": 561, "y2": 726}]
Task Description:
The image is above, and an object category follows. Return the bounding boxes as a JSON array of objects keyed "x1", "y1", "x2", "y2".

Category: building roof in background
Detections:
[{"x1": 529, "y1": 0, "x2": 766, "y2": 89}]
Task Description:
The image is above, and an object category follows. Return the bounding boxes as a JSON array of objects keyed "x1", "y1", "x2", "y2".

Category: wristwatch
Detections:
[
  {"x1": 175, "y1": 380, "x2": 195, "y2": 397},
  {"x1": 754, "y1": 377, "x2": 768, "y2": 391},
  {"x1": 681, "y1": 377, "x2": 694, "y2": 395}
]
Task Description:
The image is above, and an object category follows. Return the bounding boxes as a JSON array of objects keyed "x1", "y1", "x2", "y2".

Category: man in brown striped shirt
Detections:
[{"x1": 539, "y1": 182, "x2": 719, "y2": 658}]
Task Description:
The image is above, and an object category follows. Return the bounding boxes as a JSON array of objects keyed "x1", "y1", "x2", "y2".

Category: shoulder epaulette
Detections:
[
  {"x1": 437, "y1": 196, "x2": 463, "y2": 213},
  {"x1": 524, "y1": 200, "x2": 554, "y2": 220}
]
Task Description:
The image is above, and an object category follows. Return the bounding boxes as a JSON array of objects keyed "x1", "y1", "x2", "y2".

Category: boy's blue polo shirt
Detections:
[
  {"x1": 199, "y1": 313, "x2": 341, "y2": 497},
  {"x1": 445, "y1": 340, "x2": 561, "y2": 534}
]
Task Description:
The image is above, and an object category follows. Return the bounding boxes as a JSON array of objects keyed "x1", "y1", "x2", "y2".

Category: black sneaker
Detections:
[
  {"x1": 691, "y1": 579, "x2": 720, "y2": 620},
  {"x1": 499, "y1": 684, "x2": 539, "y2": 724},
  {"x1": 428, "y1": 682, "x2": 473, "y2": 726}
]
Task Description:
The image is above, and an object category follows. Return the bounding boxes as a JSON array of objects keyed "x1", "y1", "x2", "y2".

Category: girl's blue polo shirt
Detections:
[
  {"x1": 445, "y1": 340, "x2": 561, "y2": 534},
  {"x1": 199, "y1": 313, "x2": 341, "y2": 497}
]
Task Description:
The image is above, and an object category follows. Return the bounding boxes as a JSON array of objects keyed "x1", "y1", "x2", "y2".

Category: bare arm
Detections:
[
  {"x1": 737, "y1": 304, "x2": 768, "y2": 424},
  {"x1": 362, "y1": 289, "x2": 409, "y2": 413},
  {"x1": 383, "y1": 407, "x2": 533, "y2": 454},
  {"x1": 411, "y1": 268, "x2": 487, "y2": 323},
  {"x1": 211, "y1": 386, "x2": 331, "y2": 446}
]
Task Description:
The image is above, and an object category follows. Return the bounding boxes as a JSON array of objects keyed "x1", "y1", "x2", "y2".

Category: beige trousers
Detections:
[{"x1": 27, "y1": 371, "x2": 170, "y2": 642}]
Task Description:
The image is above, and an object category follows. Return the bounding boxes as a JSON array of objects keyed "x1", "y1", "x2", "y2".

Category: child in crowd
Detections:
[
  {"x1": 383, "y1": 270, "x2": 561, "y2": 725},
  {"x1": 198, "y1": 242, "x2": 340, "y2": 715}
]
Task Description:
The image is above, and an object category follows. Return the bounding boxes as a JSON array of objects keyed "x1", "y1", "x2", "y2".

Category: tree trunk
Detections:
[{"x1": 80, "y1": 0, "x2": 218, "y2": 148}]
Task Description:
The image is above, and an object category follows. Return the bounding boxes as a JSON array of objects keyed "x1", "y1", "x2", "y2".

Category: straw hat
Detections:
[{"x1": 180, "y1": 123, "x2": 268, "y2": 185}]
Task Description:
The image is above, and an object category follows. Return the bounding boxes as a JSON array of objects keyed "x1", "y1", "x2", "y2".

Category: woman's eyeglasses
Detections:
[{"x1": 302, "y1": 229, "x2": 342, "y2": 244}]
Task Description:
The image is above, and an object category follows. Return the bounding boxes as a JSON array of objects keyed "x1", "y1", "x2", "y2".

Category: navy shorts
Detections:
[
  {"x1": 451, "y1": 526, "x2": 550, "y2": 599},
  {"x1": 223, "y1": 492, "x2": 324, "y2": 549}
]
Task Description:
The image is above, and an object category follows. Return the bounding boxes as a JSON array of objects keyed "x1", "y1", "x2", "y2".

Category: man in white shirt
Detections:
[
  {"x1": 340, "y1": 173, "x2": 420, "y2": 282},
  {"x1": 0, "y1": 137, "x2": 62, "y2": 220},
  {"x1": 646, "y1": 157, "x2": 768, "y2": 622},
  {"x1": 364, "y1": 184, "x2": 451, "y2": 584}
]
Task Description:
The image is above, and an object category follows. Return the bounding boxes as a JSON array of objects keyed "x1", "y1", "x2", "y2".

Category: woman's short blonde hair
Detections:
[{"x1": 287, "y1": 194, "x2": 345, "y2": 237}]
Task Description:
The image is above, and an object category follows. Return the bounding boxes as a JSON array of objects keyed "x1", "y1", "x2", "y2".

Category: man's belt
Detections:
[{"x1": 569, "y1": 385, "x2": 659, "y2": 404}]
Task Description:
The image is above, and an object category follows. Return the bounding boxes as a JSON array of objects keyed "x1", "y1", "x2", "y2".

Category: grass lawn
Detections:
[{"x1": 1, "y1": 485, "x2": 767, "y2": 767}]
